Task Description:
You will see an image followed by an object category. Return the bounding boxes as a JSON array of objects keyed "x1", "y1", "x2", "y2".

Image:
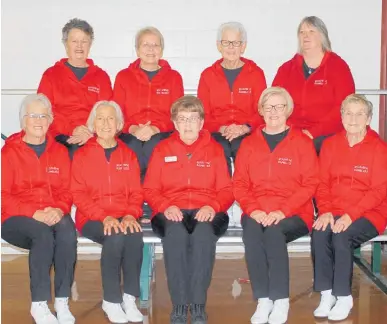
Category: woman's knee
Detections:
[
  {"x1": 55, "y1": 215, "x2": 77, "y2": 241},
  {"x1": 124, "y1": 231, "x2": 144, "y2": 250}
]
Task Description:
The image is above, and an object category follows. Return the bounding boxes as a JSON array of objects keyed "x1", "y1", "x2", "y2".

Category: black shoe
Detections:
[
  {"x1": 190, "y1": 304, "x2": 208, "y2": 324},
  {"x1": 170, "y1": 304, "x2": 188, "y2": 324}
]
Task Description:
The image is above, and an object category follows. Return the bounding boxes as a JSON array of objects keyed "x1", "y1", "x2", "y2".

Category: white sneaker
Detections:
[
  {"x1": 121, "y1": 294, "x2": 143, "y2": 322},
  {"x1": 31, "y1": 301, "x2": 59, "y2": 324},
  {"x1": 102, "y1": 300, "x2": 128, "y2": 324},
  {"x1": 328, "y1": 295, "x2": 353, "y2": 321},
  {"x1": 268, "y1": 298, "x2": 289, "y2": 324},
  {"x1": 251, "y1": 298, "x2": 274, "y2": 324},
  {"x1": 313, "y1": 290, "x2": 336, "y2": 318},
  {"x1": 54, "y1": 298, "x2": 75, "y2": 324}
]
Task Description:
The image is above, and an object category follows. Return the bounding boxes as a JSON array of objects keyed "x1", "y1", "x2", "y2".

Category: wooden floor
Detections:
[{"x1": 2, "y1": 253, "x2": 387, "y2": 324}]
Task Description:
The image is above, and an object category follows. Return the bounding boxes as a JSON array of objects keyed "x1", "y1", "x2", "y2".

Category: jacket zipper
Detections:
[{"x1": 107, "y1": 161, "x2": 112, "y2": 204}]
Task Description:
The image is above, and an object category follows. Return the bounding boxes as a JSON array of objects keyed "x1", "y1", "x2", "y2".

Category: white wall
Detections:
[{"x1": 1, "y1": 0, "x2": 383, "y2": 138}]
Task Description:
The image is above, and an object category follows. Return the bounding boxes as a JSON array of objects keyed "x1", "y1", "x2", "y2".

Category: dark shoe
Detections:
[
  {"x1": 170, "y1": 304, "x2": 188, "y2": 324},
  {"x1": 190, "y1": 304, "x2": 208, "y2": 324}
]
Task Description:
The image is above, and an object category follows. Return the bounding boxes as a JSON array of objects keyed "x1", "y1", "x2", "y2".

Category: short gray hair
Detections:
[
  {"x1": 86, "y1": 101, "x2": 124, "y2": 133},
  {"x1": 258, "y1": 87, "x2": 294, "y2": 117},
  {"x1": 62, "y1": 18, "x2": 94, "y2": 43},
  {"x1": 341, "y1": 94, "x2": 373, "y2": 118},
  {"x1": 19, "y1": 94, "x2": 53, "y2": 128},
  {"x1": 217, "y1": 22, "x2": 247, "y2": 42},
  {"x1": 297, "y1": 16, "x2": 331, "y2": 53},
  {"x1": 135, "y1": 26, "x2": 165, "y2": 50}
]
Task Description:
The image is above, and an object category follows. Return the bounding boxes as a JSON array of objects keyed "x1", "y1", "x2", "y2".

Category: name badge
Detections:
[{"x1": 165, "y1": 156, "x2": 177, "y2": 163}]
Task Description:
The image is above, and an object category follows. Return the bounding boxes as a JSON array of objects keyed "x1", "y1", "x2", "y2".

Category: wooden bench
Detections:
[{"x1": 76, "y1": 226, "x2": 387, "y2": 306}]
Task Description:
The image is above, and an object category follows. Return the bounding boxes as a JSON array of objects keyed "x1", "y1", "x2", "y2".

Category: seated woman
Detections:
[
  {"x1": 143, "y1": 96, "x2": 233, "y2": 324},
  {"x1": 198, "y1": 21, "x2": 267, "y2": 175},
  {"x1": 272, "y1": 16, "x2": 355, "y2": 155},
  {"x1": 233, "y1": 87, "x2": 319, "y2": 324},
  {"x1": 71, "y1": 101, "x2": 144, "y2": 323},
  {"x1": 113, "y1": 26, "x2": 184, "y2": 179},
  {"x1": 312, "y1": 94, "x2": 387, "y2": 321},
  {"x1": 1, "y1": 94, "x2": 76, "y2": 324},
  {"x1": 38, "y1": 18, "x2": 113, "y2": 159}
]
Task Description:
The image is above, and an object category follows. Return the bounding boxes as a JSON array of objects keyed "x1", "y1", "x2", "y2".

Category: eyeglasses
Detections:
[
  {"x1": 141, "y1": 42, "x2": 162, "y2": 50},
  {"x1": 220, "y1": 40, "x2": 243, "y2": 48},
  {"x1": 262, "y1": 104, "x2": 287, "y2": 112},
  {"x1": 176, "y1": 116, "x2": 201, "y2": 124},
  {"x1": 343, "y1": 111, "x2": 368, "y2": 119},
  {"x1": 24, "y1": 113, "x2": 50, "y2": 120}
]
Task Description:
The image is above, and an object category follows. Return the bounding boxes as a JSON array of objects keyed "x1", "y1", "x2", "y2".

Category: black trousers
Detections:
[
  {"x1": 152, "y1": 210, "x2": 229, "y2": 305},
  {"x1": 82, "y1": 220, "x2": 144, "y2": 303},
  {"x1": 119, "y1": 132, "x2": 171, "y2": 181},
  {"x1": 1, "y1": 215, "x2": 77, "y2": 301},
  {"x1": 55, "y1": 134, "x2": 81, "y2": 160},
  {"x1": 313, "y1": 135, "x2": 331, "y2": 156},
  {"x1": 211, "y1": 132, "x2": 248, "y2": 176},
  {"x1": 242, "y1": 215, "x2": 309, "y2": 301},
  {"x1": 311, "y1": 217, "x2": 378, "y2": 296}
]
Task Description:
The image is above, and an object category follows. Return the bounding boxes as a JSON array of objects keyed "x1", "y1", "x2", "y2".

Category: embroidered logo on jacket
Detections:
[
  {"x1": 47, "y1": 166, "x2": 60, "y2": 174},
  {"x1": 116, "y1": 163, "x2": 129, "y2": 171},
  {"x1": 277, "y1": 157, "x2": 292, "y2": 166},
  {"x1": 196, "y1": 161, "x2": 211, "y2": 168},
  {"x1": 88, "y1": 86, "x2": 100, "y2": 94},
  {"x1": 238, "y1": 87, "x2": 252, "y2": 94},
  {"x1": 354, "y1": 165, "x2": 368, "y2": 173},
  {"x1": 156, "y1": 88, "x2": 170, "y2": 95},
  {"x1": 314, "y1": 80, "x2": 327, "y2": 86}
]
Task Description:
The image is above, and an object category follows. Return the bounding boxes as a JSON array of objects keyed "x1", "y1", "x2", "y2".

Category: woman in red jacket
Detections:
[
  {"x1": 143, "y1": 96, "x2": 233, "y2": 324},
  {"x1": 113, "y1": 26, "x2": 184, "y2": 179},
  {"x1": 1, "y1": 94, "x2": 76, "y2": 324},
  {"x1": 71, "y1": 101, "x2": 144, "y2": 324},
  {"x1": 272, "y1": 16, "x2": 355, "y2": 155},
  {"x1": 38, "y1": 18, "x2": 113, "y2": 159},
  {"x1": 312, "y1": 94, "x2": 387, "y2": 321},
  {"x1": 198, "y1": 22, "x2": 267, "y2": 175},
  {"x1": 233, "y1": 87, "x2": 319, "y2": 324}
]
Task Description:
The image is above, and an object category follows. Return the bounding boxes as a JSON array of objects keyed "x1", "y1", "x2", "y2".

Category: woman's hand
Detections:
[
  {"x1": 120, "y1": 215, "x2": 142, "y2": 234},
  {"x1": 313, "y1": 212, "x2": 334, "y2": 231},
  {"x1": 67, "y1": 125, "x2": 93, "y2": 145},
  {"x1": 43, "y1": 207, "x2": 64, "y2": 226},
  {"x1": 332, "y1": 214, "x2": 352, "y2": 233},
  {"x1": 302, "y1": 129, "x2": 314, "y2": 139},
  {"x1": 223, "y1": 124, "x2": 249, "y2": 141},
  {"x1": 261, "y1": 210, "x2": 285, "y2": 227},
  {"x1": 195, "y1": 205, "x2": 216, "y2": 222},
  {"x1": 250, "y1": 210, "x2": 267, "y2": 223},
  {"x1": 103, "y1": 216, "x2": 121, "y2": 235},
  {"x1": 164, "y1": 206, "x2": 183, "y2": 221}
]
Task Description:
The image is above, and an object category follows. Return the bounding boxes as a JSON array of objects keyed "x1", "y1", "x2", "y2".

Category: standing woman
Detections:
[
  {"x1": 38, "y1": 18, "x2": 113, "y2": 158},
  {"x1": 113, "y1": 26, "x2": 184, "y2": 179},
  {"x1": 198, "y1": 21, "x2": 267, "y2": 175},
  {"x1": 272, "y1": 16, "x2": 355, "y2": 154}
]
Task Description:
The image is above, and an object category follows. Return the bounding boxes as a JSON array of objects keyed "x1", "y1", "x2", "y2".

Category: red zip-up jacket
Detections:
[
  {"x1": 272, "y1": 52, "x2": 355, "y2": 138},
  {"x1": 198, "y1": 58, "x2": 267, "y2": 132},
  {"x1": 38, "y1": 58, "x2": 113, "y2": 137},
  {"x1": 113, "y1": 58, "x2": 184, "y2": 132},
  {"x1": 1, "y1": 132, "x2": 72, "y2": 223},
  {"x1": 71, "y1": 138, "x2": 143, "y2": 232},
  {"x1": 316, "y1": 129, "x2": 387, "y2": 234},
  {"x1": 233, "y1": 127, "x2": 319, "y2": 230},
  {"x1": 143, "y1": 130, "x2": 234, "y2": 215}
]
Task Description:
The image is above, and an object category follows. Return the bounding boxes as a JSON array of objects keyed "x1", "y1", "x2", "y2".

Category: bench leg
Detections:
[
  {"x1": 371, "y1": 242, "x2": 382, "y2": 274},
  {"x1": 140, "y1": 243, "x2": 152, "y2": 303}
]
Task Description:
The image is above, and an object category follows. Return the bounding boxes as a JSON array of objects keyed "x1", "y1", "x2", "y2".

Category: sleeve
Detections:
[
  {"x1": 125, "y1": 153, "x2": 144, "y2": 219},
  {"x1": 346, "y1": 143, "x2": 387, "y2": 221},
  {"x1": 233, "y1": 141, "x2": 266, "y2": 214},
  {"x1": 207, "y1": 148, "x2": 234, "y2": 212},
  {"x1": 281, "y1": 138, "x2": 320, "y2": 216},
  {"x1": 71, "y1": 152, "x2": 106, "y2": 221},
  {"x1": 308, "y1": 61, "x2": 355, "y2": 138},
  {"x1": 249, "y1": 69, "x2": 267, "y2": 130},
  {"x1": 99, "y1": 71, "x2": 113, "y2": 101},
  {"x1": 113, "y1": 72, "x2": 132, "y2": 132},
  {"x1": 38, "y1": 72, "x2": 72, "y2": 136},
  {"x1": 198, "y1": 73, "x2": 219, "y2": 133},
  {"x1": 315, "y1": 141, "x2": 334, "y2": 214},
  {"x1": 1, "y1": 151, "x2": 37, "y2": 218},
  {"x1": 152, "y1": 72, "x2": 184, "y2": 132},
  {"x1": 50, "y1": 149, "x2": 73, "y2": 214},
  {"x1": 143, "y1": 146, "x2": 174, "y2": 213}
]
